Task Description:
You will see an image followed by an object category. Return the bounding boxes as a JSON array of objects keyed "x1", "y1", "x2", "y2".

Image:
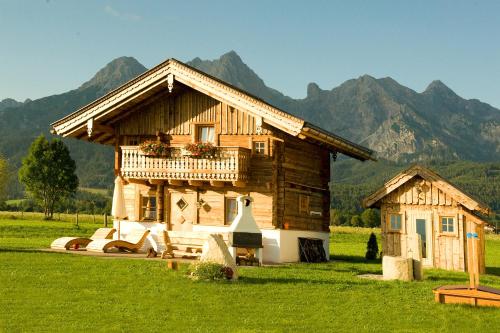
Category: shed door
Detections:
[
  {"x1": 408, "y1": 211, "x2": 433, "y2": 267},
  {"x1": 416, "y1": 219, "x2": 427, "y2": 259}
]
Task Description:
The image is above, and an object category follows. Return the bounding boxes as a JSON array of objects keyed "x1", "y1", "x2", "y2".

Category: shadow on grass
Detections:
[
  {"x1": 239, "y1": 275, "x2": 372, "y2": 286},
  {"x1": 486, "y1": 266, "x2": 500, "y2": 276},
  {"x1": 330, "y1": 254, "x2": 381, "y2": 264},
  {"x1": 0, "y1": 248, "x2": 44, "y2": 254}
]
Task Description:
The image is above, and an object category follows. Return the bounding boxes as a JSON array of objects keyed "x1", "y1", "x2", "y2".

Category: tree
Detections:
[
  {"x1": 0, "y1": 155, "x2": 8, "y2": 201},
  {"x1": 365, "y1": 232, "x2": 379, "y2": 260},
  {"x1": 361, "y1": 208, "x2": 380, "y2": 228},
  {"x1": 19, "y1": 135, "x2": 78, "y2": 219}
]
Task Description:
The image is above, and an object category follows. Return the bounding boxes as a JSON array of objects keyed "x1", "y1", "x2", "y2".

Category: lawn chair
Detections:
[
  {"x1": 50, "y1": 228, "x2": 116, "y2": 250},
  {"x1": 86, "y1": 229, "x2": 151, "y2": 253}
]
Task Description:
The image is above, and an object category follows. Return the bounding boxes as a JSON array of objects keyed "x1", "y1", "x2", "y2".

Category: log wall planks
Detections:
[
  {"x1": 116, "y1": 89, "x2": 269, "y2": 137},
  {"x1": 380, "y1": 176, "x2": 485, "y2": 273}
]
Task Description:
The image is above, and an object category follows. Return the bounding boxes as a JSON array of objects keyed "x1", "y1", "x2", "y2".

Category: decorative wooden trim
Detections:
[{"x1": 50, "y1": 57, "x2": 373, "y2": 162}]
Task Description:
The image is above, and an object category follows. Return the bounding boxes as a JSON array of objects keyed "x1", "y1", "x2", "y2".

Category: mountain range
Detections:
[{"x1": 0, "y1": 51, "x2": 498, "y2": 196}]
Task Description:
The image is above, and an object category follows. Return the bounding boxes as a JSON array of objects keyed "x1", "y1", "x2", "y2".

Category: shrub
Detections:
[
  {"x1": 365, "y1": 232, "x2": 379, "y2": 260},
  {"x1": 188, "y1": 261, "x2": 233, "y2": 281},
  {"x1": 350, "y1": 215, "x2": 362, "y2": 227}
]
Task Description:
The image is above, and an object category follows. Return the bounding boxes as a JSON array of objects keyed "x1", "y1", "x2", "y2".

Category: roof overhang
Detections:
[
  {"x1": 362, "y1": 165, "x2": 491, "y2": 216},
  {"x1": 51, "y1": 58, "x2": 375, "y2": 161}
]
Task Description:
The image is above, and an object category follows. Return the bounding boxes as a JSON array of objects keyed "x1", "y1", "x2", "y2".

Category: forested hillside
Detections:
[{"x1": 330, "y1": 159, "x2": 500, "y2": 225}]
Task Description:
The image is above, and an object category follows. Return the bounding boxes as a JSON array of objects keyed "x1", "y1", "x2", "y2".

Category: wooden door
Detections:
[
  {"x1": 169, "y1": 191, "x2": 197, "y2": 231},
  {"x1": 408, "y1": 210, "x2": 433, "y2": 266}
]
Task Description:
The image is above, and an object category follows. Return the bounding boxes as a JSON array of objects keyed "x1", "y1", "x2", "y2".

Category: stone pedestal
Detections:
[
  {"x1": 406, "y1": 234, "x2": 424, "y2": 281},
  {"x1": 200, "y1": 234, "x2": 238, "y2": 280},
  {"x1": 383, "y1": 256, "x2": 413, "y2": 281}
]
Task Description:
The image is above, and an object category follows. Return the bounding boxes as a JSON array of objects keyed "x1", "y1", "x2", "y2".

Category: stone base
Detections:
[
  {"x1": 383, "y1": 255, "x2": 414, "y2": 281},
  {"x1": 200, "y1": 234, "x2": 238, "y2": 280}
]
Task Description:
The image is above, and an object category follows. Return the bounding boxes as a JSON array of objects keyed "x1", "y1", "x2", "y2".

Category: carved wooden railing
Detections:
[{"x1": 120, "y1": 146, "x2": 251, "y2": 182}]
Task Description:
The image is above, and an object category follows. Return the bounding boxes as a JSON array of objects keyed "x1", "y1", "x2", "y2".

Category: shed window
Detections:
[
  {"x1": 389, "y1": 214, "x2": 402, "y2": 231},
  {"x1": 197, "y1": 126, "x2": 215, "y2": 143},
  {"x1": 441, "y1": 217, "x2": 455, "y2": 233},
  {"x1": 225, "y1": 198, "x2": 238, "y2": 225}
]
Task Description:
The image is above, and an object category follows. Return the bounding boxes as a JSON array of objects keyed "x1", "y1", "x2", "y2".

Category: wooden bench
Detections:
[{"x1": 161, "y1": 231, "x2": 228, "y2": 259}]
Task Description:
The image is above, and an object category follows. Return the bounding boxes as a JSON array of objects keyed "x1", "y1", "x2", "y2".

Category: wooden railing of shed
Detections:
[{"x1": 120, "y1": 146, "x2": 251, "y2": 181}]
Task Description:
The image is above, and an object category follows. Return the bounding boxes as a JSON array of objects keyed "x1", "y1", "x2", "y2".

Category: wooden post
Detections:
[
  {"x1": 114, "y1": 135, "x2": 121, "y2": 176},
  {"x1": 75, "y1": 212, "x2": 79, "y2": 229},
  {"x1": 157, "y1": 183, "x2": 164, "y2": 223},
  {"x1": 104, "y1": 213, "x2": 108, "y2": 227}
]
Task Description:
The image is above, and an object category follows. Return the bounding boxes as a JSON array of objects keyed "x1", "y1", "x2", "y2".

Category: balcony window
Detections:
[
  {"x1": 253, "y1": 141, "x2": 265, "y2": 155},
  {"x1": 197, "y1": 126, "x2": 215, "y2": 143}
]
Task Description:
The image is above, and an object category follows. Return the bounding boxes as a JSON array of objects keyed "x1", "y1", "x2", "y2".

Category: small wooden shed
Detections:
[{"x1": 363, "y1": 165, "x2": 491, "y2": 273}]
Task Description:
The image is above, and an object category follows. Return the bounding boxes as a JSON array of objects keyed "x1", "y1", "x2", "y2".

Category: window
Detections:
[
  {"x1": 253, "y1": 141, "x2": 265, "y2": 155},
  {"x1": 197, "y1": 126, "x2": 215, "y2": 143},
  {"x1": 225, "y1": 198, "x2": 238, "y2": 225},
  {"x1": 141, "y1": 196, "x2": 156, "y2": 220},
  {"x1": 389, "y1": 214, "x2": 402, "y2": 231},
  {"x1": 299, "y1": 194, "x2": 310, "y2": 214},
  {"x1": 441, "y1": 217, "x2": 454, "y2": 233},
  {"x1": 176, "y1": 197, "x2": 188, "y2": 211}
]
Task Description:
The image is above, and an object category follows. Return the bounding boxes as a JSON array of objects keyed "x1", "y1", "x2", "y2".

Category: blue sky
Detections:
[{"x1": 1, "y1": 0, "x2": 500, "y2": 108}]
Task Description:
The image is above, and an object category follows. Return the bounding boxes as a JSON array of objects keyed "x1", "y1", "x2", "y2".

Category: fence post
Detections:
[
  {"x1": 104, "y1": 213, "x2": 108, "y2": 227},
  {"x1": 76, "y1": 212, "x2": 79, "y2": 229}
]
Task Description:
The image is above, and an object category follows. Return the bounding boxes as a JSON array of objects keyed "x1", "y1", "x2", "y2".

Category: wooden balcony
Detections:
[{"x1": 120, "y1": 146, "x2": 251, "y2": 185}]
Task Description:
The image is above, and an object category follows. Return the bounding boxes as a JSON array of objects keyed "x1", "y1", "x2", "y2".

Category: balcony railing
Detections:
[{"x1": 120, "y1": 146, "x2": 251, "y2": 182}]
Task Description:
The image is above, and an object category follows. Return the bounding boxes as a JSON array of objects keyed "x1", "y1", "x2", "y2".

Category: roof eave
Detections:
[{"x1": 301, "y1": 123, "x2": 376, "y2": 161}]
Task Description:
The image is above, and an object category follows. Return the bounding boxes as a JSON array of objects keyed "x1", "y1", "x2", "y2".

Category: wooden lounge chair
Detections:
[
  {"x1": 51, "y1": 228, "x2": 116, "y2": 250},
  {"x1": 86, "y1": 229, "x2": 151, "y2": 253}
]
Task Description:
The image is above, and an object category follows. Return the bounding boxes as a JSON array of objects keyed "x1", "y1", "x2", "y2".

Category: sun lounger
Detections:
[
  {"x1": 51, "y1": 228, "x2": 116, "y2": 250},
  {"x1": 86, "y1": 229, "x2": 151, "y2": 253}
]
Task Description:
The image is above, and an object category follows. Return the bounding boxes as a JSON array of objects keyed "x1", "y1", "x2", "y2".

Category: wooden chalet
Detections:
[
  {"x1": 363, "y1": 165, "x2": 491, "y2": 272},
  {"x1": 51, "y1": 57, "x2": 374, "y2": 263}
]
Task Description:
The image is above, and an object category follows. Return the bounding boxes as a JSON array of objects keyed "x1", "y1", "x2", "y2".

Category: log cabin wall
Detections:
[
  {"x1": 379, "y1": 176, "x2": 485, "y2": 272},
  {"x1": 278, "y1": 134, "x2": 331, "y2": 232},
  {"x1": 116, "y1": 86, "x2": 333, "y2": 231}
]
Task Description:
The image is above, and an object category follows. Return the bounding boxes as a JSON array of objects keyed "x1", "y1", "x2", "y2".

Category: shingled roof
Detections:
[
  {"x1": 363, "y1": 164, "x2": 491, "y2": 216},
  {"x1": 51, "y1": 57, "x2": 375, "y2": 161}
]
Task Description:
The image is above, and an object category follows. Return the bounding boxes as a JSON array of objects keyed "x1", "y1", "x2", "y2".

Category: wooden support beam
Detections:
[
  {"x1": 93, "y1": 124, "x2": 114, "y2": 134},
  {"x1": 210, "y1": 180, "x2": 225, "y2": 188},
  {"x1": 232, "y1": 181, "x2": 246, "y2": 188},
  {"x1": 188, "y1": 180, "x2": 203, "y2": 187},
  {"x1": 125, "y1": 178, "x2": 149, "y2": 186},
  {"x1": 168, "y1": 179, "x2": 184, "y2": 186},
  {"x1": 114, "y1": 137, "x2": 121, "y2": 176},
  {"x1": 149, "y1": 179, "x2": 165, "y2": 185}
]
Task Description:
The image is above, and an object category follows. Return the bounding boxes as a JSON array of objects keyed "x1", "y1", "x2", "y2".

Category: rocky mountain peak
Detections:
[
  {"x1": 307, "y1": 82, "x2": 322, "y2": 98},
  {"x1": 79, "y1": 56, "x2": 147, "y2": 95},
  {"x1": 0, "y1": 98, "x2": 25, "y2": 111},
  {"x1": 424, "y1": 80, "x2": 456, "y2": 95}
]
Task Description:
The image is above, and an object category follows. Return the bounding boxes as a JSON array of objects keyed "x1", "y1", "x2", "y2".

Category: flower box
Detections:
[{"x1": 139, "y1": 140, "x2": 170, "y2": 157}]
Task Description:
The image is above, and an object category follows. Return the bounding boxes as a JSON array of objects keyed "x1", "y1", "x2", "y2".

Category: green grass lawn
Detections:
[{"x1": 1, "y1": 216, "x2": 499, "y2": 332}]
